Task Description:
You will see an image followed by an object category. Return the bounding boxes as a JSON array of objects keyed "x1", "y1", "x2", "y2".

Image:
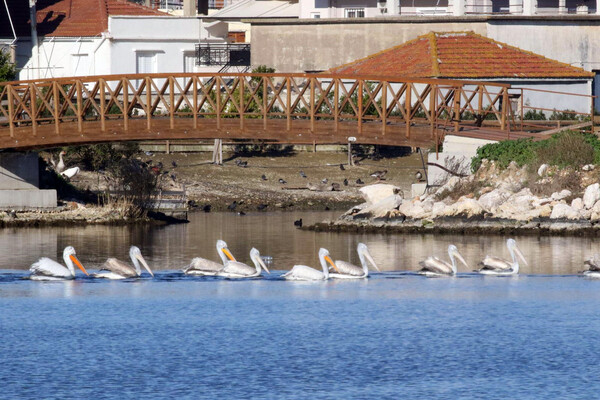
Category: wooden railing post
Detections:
[
  {"x1": 334, "y1": 79, "x2": 339, "y2": 132},
  {"x1": 216, "y1": 77, "x2": 221, "y2": 130},
  {"x1": 358, "y1": 80, "x2": 363, "y2": 134},
  {"x1": 310, "y1": 77, "x2": 315, "y2": 133},
  {"x1": 263, "y1": 77, "x2": 267, "y2": 130},
  {"x1": 478, "y1": 85, "x2": 483, "y2": 121},
  {"x1": 76, "y1": 80, "x2": 83, "y2": 133},
  {"x1": 7, "y1": 85, "x2": 14, "y2": 138},
  {"x1": 99, "y1": 79, "x2": 106, "y2": 132},
  {"x1": 405, "y1": 82, "x2": 412, "y2": 138},
  {"x1": 146, "y1": 77, "x2": 152, "y2": 130},
  {"x1": 430, "y1": 84, "x2": 436, "y2": 139},
  {"x1": 29, "y1": 83, "x2": 37, "y2": 137},
  {"x1": 52, "y1": 82, "x2": 60, "y2": 135},
  {"x1": 381, "y1": 81, "x2": 387, "y2": 136},
  {"x1": 192, "y1": 76, "x2": 198, "y2": 130},
  {"x1": 453, "y1": 86, "x2": 460, "y2": 133},
  {"x1": 501, "y1": 87, "x2": 508, "y2": 132},
  {"x1": 169, "y1": 76, "x2": 174, "y2": 129},
  {"x1": 123, "y1": 78, "x2": 129, "y2": 132},
  {"x1": 239, "y1": 77, "x2": 245, "y2": 132},
  {"x1": 286, "y1": 77, "x2": 291, "y2": 131}
]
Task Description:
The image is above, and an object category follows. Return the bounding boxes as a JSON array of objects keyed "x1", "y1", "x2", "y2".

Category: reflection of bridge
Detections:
[{"x1": 0, "y1": 73, "x2": 593, "y2": 151}]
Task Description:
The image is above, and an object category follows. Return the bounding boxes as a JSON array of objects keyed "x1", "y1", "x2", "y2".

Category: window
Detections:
[
  {"x1": 345, "y1": 8, "x2": 365, "y2": 17},
  {"x1": 136, "y1": 52, "x2": 157, "y2": 75},
  {"x1": 310, "y1": 12, "x2": 321, "y2": 18}
]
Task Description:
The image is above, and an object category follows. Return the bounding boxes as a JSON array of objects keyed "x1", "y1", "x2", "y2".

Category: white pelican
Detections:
[
  {"x1": 329, "y1": 243, "x2": 380, "y2": 279},
  {"x1": 93, "y1": 246, "x2": 154, "y2": 279},
  {"x1": 217, "y1": 248, "x2": 269, "y2": 278},
  {"x1": 418, "y1": 245, "x2": 467, "y2": 277},
  {"x1": 29, "y1": 246, "x2": 89, "y2": 281},
  {"x1": 183, "y1": 240, "x2": 236, "y2": 275},
  {"x1": 476, "y1": 239, "x2": 526, "y2": 275},
  {"x1": 581, "y1": 254, "x2": 600, "y2": 278},
  {"x1": 282, "y1": 248, "x2": 339, "y2": 281}
]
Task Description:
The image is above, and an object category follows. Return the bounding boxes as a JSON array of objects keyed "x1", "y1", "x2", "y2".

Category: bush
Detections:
[
  {"x1": 64, "y1": 142, "x2": 140, "y2": 171},
  {"x1": 471, "y1": 138, "x2": 538, "y2": 171},
  {"x1": 523, "y1": 110, "x2": 546, "y2": 120},
  {"x1": 536, "y1": 131, "x2": 595, "y2": 168}
]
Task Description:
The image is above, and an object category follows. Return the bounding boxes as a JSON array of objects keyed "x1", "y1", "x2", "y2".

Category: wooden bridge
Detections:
[{"x1": 0, "y1": 73, "x2": 593, "y2": 151}]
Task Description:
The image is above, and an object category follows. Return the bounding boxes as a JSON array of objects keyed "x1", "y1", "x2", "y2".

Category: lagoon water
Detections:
[{"x1": 2, "y1": 212, "x2": 600, "y2": 398}]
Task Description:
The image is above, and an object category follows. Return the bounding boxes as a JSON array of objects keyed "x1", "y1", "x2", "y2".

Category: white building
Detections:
[{"x1": 0, "y1": 0, "x2": 229, "y2": 81}]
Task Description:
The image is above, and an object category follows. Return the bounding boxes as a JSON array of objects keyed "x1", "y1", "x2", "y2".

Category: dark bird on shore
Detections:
[
  {"x1": 415, "y1": 171, "x2": 424, "y2": 182},
  {"x1": 257, "y1": 204, "x2": 268, "y2": 211},
  {"x1": 321, "y1": 178, "x2": 328, "y2": 184},
  {"x1": 343, "y1": 178, "x2": 348, "y2": 186},
  {"x1": 157, "y1": 162, "x2": 164, "y2": 169},
  {"x1": 325, "y1": 206, "x2": 330, "y2": 211},
  {"x1": 7, "y1": 209, "x2": 17, "y2": 219},
  {"x1": 235, "y1": 159, "x2": 248, "y2": 168},
  {"x1": 170, "y1": 174, "x2": 177, "y2": 181},
  {"x1": 331, "y1": 182, "x2": 341, "y2": 191},
  {"x1": 238, "y1": 211, "x2": 246, "y2": 216},
  {"x1": 294, "y1": 218, "x2": 302, "y2": 227},
  {"x1": 300, "y1": 170, "x2": 307, "y2": 178},
  {"x1": 356, "y1": 178, "x2": 364, "y2": 185},
  {"x1": 370, "y1": 170, "x2": 388, "y2": 180},
  {"x1": 339, "y1": 164, "x2": 345, "y2": 171},
  {"x1": 227, "y1": 201, "x2": 238, "y2": 211},
  {"x1": 145, "y1": 151, "x2": 153, "y2": 156},
  {"x1": 171, "y1": 160, "x2": 177, "y2": 168},
  {"x1": 261, "y1": 174, "x2": 268, "y2": 181},
  {"x1": 279, "y1": 178, "x2": 287, "y2": 184},
  {"x1": 202, "y1": 204, "x2": 212, "y2": 213}
]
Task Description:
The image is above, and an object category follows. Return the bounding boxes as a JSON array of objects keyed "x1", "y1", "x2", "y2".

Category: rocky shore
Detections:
[{"x1": 306, "y1": 160, "x2": 600, "y2": 236}]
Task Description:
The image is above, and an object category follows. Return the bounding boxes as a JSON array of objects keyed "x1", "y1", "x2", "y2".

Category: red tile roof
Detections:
[
  {"x1": 329, "y1": 31, "x2": 593, "y2": 79},
  {"x1": 0, "y1": 0, "x2": 165, "y2": 38}
]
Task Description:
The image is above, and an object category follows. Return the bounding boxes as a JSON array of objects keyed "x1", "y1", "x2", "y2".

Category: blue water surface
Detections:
[{"x1": 1, "y1": 272, "x2": 599, "y2": 399}]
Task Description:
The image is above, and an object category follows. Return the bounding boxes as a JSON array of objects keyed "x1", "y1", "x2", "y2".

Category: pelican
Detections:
[
  {"x1": 282, "y1": 248, "x2": 339, "y2": 281},
  {"x1": 581, "y1": 254, "x2": 600, "y2": 278},
  {"x1": 418, "y1": 245, "x2": 467, "y2": 277},
  {"x1": 183, "y1": 240, "x2": 236, "y2": 275},
  {"x1": 29, "y1": 246, "x2": 89, "y2": 281},
  {"x1": 329, "y1": 243, "x2": 380, "y2": 279},
  {"x1": 476, "y1": 239, "x2": 526, "y2": 275},
  {"x1": 217, "y1": 248, "x2": 269, "y2": 278},
  {"x1": 93, "y1": 246, "x2": 154, "y2": 279}
]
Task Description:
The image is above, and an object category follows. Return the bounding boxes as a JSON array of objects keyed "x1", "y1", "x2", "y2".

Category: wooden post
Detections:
[
  {"x1": 501, "y1": 87, "x2": 508, "y2": 131},
  {"x1": 239, "y1": 77, "x2": 245, "y2": 131},
  {"x1": 520, "y1": 88, "x2": 524, "y2": 131},
  {"x1": 405, "y1": 83, "x2": 412, "y2": 138},
  {"x1": 146, "y1": 77, "x2": 152, "y2": 130},
  {"x1": 263, "y1": 77, "x2": 267, "y2": 130},
  {"x1": 216, "y1": 77, "x2": 221, "y2": 130},
  {"x1": 358, "y1": 80, "x2": 363, "y2": 134},
  {"x1": 429, "y1": 84, "x2": 435, "y2": 139},
  {"x1": 334, "y1": 79, "x2": 339, "y2": 132},
  {"x1": 53, "y1": 82, "x2": 60, "y2": 135},
  {"x1": 30, "y1": 83, "x2": 37, "y2": 137},
  {"x1": 310, "y1": 78, "x2": 315, "y2": 133},
  {"x1": 381, "y1": 81, "x2": 387, "y2": 136},
  {"x1": 286, "y1": 77, "x2": 291, "y2": 131},
  {"x1": 7, "y1": 86, "x2": 14, "y2": 138},
  {"x1": 348, "y1": 141, "x2": 354, "y2": 167},
  {"x1": 123, "y1": 78, "x2": 129, "y2": 132},
  {"x1": 169, "y1": 76, "x2": 174, "y2": 130},
  {"x1": 212, "y1": 138, "x2": 222, "y2": 165},
  {"x1": 76, "y1": 80, "x2": 83, "y2": 133},
  {"x1": 100, "y1": 79, "x2": 106, "y2": 132},
  {"x1": 193, "y1": 77, "x2": 198, "y2": 130},
  {"x1": 453, "y1": 87, "x2": 460, "y2": 133},
  {"x1": 478, "y1": 85, "x2": 483, "y2": 121}
]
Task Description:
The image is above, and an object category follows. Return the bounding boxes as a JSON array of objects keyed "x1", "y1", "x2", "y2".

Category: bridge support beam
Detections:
[
  {"x1": 212, "y1": 139, "x2": 223, "y2": 165},
  {"x1": 0, "y1": 153, "x2": 57, "y2": 209}
]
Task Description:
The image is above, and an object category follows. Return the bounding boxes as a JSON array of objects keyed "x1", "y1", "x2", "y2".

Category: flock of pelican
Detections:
[{"x1": 26, "y1": 238, "x2": 600, "y2": 280}]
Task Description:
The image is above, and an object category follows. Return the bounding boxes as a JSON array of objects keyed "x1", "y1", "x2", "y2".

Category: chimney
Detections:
[{"x1": 183, "y1": 0, "x2": 196, "y2": 16}]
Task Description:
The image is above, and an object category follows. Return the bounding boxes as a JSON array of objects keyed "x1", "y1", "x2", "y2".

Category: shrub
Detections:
[
  {"x1": 471, "y1": 138, "x2": 538, "y2": 171},
  {"x1": 523, "y1": 110, "x2": 546, "y2": 120},
  {"x1": 536, "y1": 131, "x2": 595, "y2": 168},
  {"x1": 65, "y1": 142, "x2": 140, "y2": 171}
]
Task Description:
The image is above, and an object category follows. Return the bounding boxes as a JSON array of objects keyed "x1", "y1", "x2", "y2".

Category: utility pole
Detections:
[{"x1": 29, "y1": 0, "x2": 39, "y2": 79}]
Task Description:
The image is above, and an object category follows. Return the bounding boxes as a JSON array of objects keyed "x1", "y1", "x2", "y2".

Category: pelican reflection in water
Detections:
[
  {"x1": 476, "y1": 238, "x2": 526, "y2": 276},
  {"x1": 418, "y1": 245, "x2": 468, "y2": 277},
  {"x1": 217, "y1": 248, "x2": 270, "y2": 278},
  {"x1": 183, "y1": 240, "x2": 236, "y2": 276},
  {"x1": 93, "y1": 246, "x2": 154, "y2": 279},
  {"x1": 29, "y1": 246, "x2": 89, "y2": 280},
  {"x1": 282, "y1": 248, "x2": 339, "y2": 281},
  {"x1": 581, "y1": 254, "x2": 600, "y2": 278},
  {"x1": 329, "y1": 243, "x2": 379, "y2": 279}
]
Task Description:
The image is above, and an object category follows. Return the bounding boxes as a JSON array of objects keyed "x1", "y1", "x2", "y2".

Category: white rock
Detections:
[
  {"x1": 583, "y1": 183, "x2": 600, "y2": 209},
  {"x1": 571, "y1": 198, "x2": 584, "y2": 210},
  {"x1": 359, "y1": 184, "x2": 402, "y2": 204},
  {"x1": 551, "y1": 190, "x2": 572, "y2": 201},
  {"x1": 356, "y1": 194, "x2": 403, "y2": 219},
  {"x1": 550, "y1": 203, "x2": 581, "y2": 220},
  {"x1": 431, "y1": 202, "x2": 447, "y2": 217},
  {"x1": 537, "y1": 164, "x2": 549, "y2": 177},
  {"x1": 583, "y1": 164, "x2": 595, "y2": 172},
  {"x1": 399, "y1": 200, "x2": 430, "y2": 219},
  {"x1": 478, "y1": 189, "x2": 511, "y2": 212},
  {"x1": 436, "y1": 176, "x2": 461, "y2": 195},
  {"x1": 440, "y1": 198, "x2": 485, "y2": 218}
]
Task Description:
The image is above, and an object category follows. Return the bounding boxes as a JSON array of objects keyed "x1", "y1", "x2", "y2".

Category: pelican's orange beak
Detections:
[
  {"x1": 70, "y1": 255, "x2": 88, "y2": 275},
  {"x1": 325, "y1": 255, "x2": 339, "y2": 272},
  {"x1": 222, "y1": 248, "x2": 236, "y2": 261}
]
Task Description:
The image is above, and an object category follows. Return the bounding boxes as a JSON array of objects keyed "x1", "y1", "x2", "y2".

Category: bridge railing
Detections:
[{"x1": 0, "y1": 73, "x2": 515, "y2": 147}]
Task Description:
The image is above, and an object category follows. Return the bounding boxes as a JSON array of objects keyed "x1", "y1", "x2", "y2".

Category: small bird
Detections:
[
  {"x1": 300, "y1": 171, "x2": 307, "y2": 178},
  {"x1": 261, "y1": 174, "x2": 268, "y2": 181},
  {"x1": 170, "y1": 174, "x2": 177, "y2": 181},
  {"x1": 324, "y1": 206, "x2": 330, "y2": 211},
  {"x1": 171, "y1": 161, "x2": 178, "y2": 168},
  {"x1": 339, "y1": 164, "x2": 345, "y2": 171},
  {"x1": 294, "y1": 218, "x2": 302, "y2": 227},
  {"x1": 343, "y1": 178, "x2": 348, "y2": 186},
  {"x1": 238, "y1": 211, "x2": 246, "y2": 216},
  {"x1": 257, "y1": 204, "x2": 268, "y2": 211},
  {"x1": 370, "y1": 170, "x2": 388, "y2": 181},
  {"x1": 202, "y1": 204, "x2": 212, "y2": 213},
  {"x1": 60, "y1": 166, "x2": 80, "y2": 180},
  {"x1": 331, "y1": 182, "x2": 341, "y2": 191},
  {"x1": 279, "y1": 178, "x2": 287, "y2": 184},
  {"x1": 321, "y1": 178, "x2": 328, "y2": 184},
  {"x1": 145, "y1": 151, "x2": 153, "y2": 156},
  {"x1": 356, "y1": 178, "x2": 364, "y2": 185},
  {"x1": 235, "y1": 159, "x2": 248, "y2": 168},
  {"x1": 7, "y1": 209, "x2": 17, "y2": 219},
  {"x1": 227, "y1": 201, "x2": 237, "y2": 211},
  {"x1": 415, "y1": 171, "x2": 424, "y2": 182}
]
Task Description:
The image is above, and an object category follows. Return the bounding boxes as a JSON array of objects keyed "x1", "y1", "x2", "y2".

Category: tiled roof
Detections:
[
  {"x1": 329, "y1": 31, "x2": 593, "y2": 79},
  {"x1": 0, "y1": 0, "x2": 165, "y2": 38}
]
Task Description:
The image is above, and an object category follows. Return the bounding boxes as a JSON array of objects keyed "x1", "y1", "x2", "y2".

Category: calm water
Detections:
[{"x1": 2, "y1": 212, "x2": 600, "y2": 399}]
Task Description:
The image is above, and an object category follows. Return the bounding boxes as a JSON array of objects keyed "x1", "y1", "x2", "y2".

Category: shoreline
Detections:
[{"x1": 305, "y1": 216, "x2": 600, "y2": 236}]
